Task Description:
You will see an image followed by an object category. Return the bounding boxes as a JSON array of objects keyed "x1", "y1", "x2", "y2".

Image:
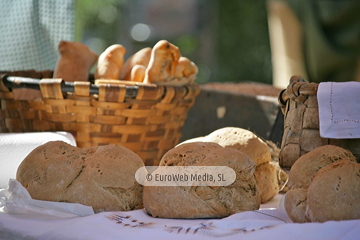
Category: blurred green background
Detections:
[{"x1": 75, "y1": 0, "x2": 272, "y2": 85}]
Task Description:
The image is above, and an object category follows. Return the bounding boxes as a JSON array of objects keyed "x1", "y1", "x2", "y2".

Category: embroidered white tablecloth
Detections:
[{"x1": 1, "y1": 191, "x2": 359, "y2": 240}]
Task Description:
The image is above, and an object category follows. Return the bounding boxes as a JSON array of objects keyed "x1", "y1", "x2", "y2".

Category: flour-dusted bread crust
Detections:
[
  {"x1": 204, "y1": 127, "x2": 271, "y2": 166},
  {"x1": 253, "y1": 163, "x2": 279, "y2": 203},
  {"x1": 306, "y1": 160, "x2": 360, "y2": 222},
  {"x1": 288, "y1": 145, "x2": 357, "y2": 190},
  {"x1": 143, "y1": 142, "x2": 260, "y2": 219},
  {"x1": 16, "y1": 141, "x2": 144, "y2": 213}
]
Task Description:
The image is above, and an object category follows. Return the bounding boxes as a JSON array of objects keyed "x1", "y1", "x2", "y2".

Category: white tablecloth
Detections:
[{"x1": 1, "y1": 193, "x2": 359, "y2": 240}]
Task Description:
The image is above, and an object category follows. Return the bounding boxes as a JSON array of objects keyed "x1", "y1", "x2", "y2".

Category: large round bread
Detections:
[
  {"x1": 288, "y1": 145, "x2": 357, "y2": 189},
  {"x1": 143, "y1": 142, "x2": 260, "y2": 218},
  {"x1": 306, "y1": 160, "x2": 360, "y2": 222},
  {"x1": 16, "y1": 141, "x2": 144, "y2": 213},
  {"x1": 179, "y1": 127, "x2": 278, "y2": 203}
]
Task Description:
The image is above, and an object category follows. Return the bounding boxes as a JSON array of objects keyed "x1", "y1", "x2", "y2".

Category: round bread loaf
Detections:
[
  {"x1": 306, "y1": 160, "x2": 360, "y2": 222},
  {"x1": 284, "y1": 188, "x2": 309, "y2": 223},
  {"x1": 178, "y1": 127, "x2": 279, "y2": 203},
  {"x1": 16, "y1": 141, "x2": 144, "y2": 213},
  {"x1": 288, "y1": 145, "x2": 357, "y2": 190},
  {"x1": 143, "y1": 142, "x2": 260, "y2": 218}
]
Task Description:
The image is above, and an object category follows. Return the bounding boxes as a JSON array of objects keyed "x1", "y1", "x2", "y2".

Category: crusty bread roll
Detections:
[
  {"x1": 144, "y1": 40, "x2": 181, "y2": 85},
  {"x1": 172, "y1": 56, "x2": 198, "y2": 85},
  {"x1": 288, "y1": 145, "x2": 357, "y2": 190},
  {"x1": 284, "y1": 145, "x2": 359, "y2": 223},
  {"x1": 120, "y1": 47, "x2": 152, "y2": 80},
  {"x1": 284, "y1": 188, "x2": 309, "y2": 223},
  {"x1": 95, "y1": 44, "x2": 126, "y2": 80},
  {"x1": 14, "y1": 41, "x2": 97, "y2": 99},
  {"x1": 53, "y1": 41, "x2": 98, "y2": 82},
  {"x1": 143, "y1": 142, "x2": 260, "y2": 218},
  {"x1": 179, "y1": 127, "x2": 279, "y2": 203},
  {"x1": 175, "y1": 57, "x2": 198, "y2": 78},
  {"x1": 16, "y1": 141, "x2": 144, "y2": 213},
  {"x1": 253, "y1": 162, "x2": 279, "y2": 204},
  {"x1": 306, "y1": 160, "x2": 360, "y2": 222},
  {"x1": 130, "y1": 65, "x2": 146, "y2": 82}
]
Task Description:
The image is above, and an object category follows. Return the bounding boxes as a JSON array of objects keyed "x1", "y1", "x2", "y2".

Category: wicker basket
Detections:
[
  {"x1": 0, "y1": 70, "x2": 200, "y2": 166},
  {"x1": 278, "y1": 75, "x2": 360, "y2": 171}
]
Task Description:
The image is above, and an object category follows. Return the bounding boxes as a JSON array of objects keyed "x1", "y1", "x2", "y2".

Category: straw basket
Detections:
[
  {"x1": 278, "y1": 75, "x2": 360, "y2": 171},
  {"x1": 0, "y1": 70, "x2": 200, "y2": 166}
]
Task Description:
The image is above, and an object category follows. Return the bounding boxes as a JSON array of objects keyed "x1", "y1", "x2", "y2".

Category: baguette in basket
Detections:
[
  {"x1": 13, "y1": 41, "x2": 98, "y2": 100},
  {"x1": 95, "y1": 44, "x2": 126, "y2": 80},
  {"x1": 1, "y1": 39, "x2": 200, "y2": 167},
  {"x1": 144, "y1": 40, "x2": 198, "y2": 86},
  {"x1": 96, "y1": 40, "x2": 198, "y2": 86},
  {"x1": 120, "y1": 47, "x2": 152, "y2": 80},
  {"x1": 54, "y1": 40, "x2": 98, "y2": 82}
]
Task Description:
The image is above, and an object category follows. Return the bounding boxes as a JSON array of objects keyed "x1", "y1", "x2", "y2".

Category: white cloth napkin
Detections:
[
  {"x1": 0, "y1": 131, "x2": 76, "y2": 188},
  {"x1": 318, "y1": 82, "x2": 360, "y2": 139}
]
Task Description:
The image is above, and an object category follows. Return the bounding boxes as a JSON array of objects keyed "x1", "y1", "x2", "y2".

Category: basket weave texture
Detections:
[
  {"x1": 278, "y1": 76, "x2": 360, "y2": 171},
  {"x1": 0, "y1": 70, "x2": 200, "y2": 166}
]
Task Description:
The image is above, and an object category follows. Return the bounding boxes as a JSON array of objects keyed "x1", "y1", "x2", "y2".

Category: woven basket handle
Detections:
[
  {"x1": 0, "y1": 74, "x2": 141, "y2": 98},
  {"x1": 278, "y1": 75, "x2": 318, "y2": 112},
  {"x1": 0, "y1": 74, "x2": 198, "y2": 100}
]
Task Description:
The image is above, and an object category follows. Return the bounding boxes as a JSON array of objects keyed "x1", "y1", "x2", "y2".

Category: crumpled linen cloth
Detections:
[{"x1": 0, "y1": 179, "x2": 94, "y2": 218}]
